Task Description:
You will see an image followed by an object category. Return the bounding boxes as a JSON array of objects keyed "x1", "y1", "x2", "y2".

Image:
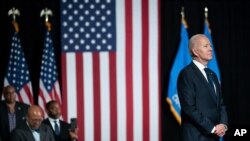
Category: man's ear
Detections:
[{"x1": 191, "y1": 48, "x2": 198, "y2": 57}]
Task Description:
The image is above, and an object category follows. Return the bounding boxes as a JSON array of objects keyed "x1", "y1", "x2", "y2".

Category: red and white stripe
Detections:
[
  {"x1": 61, "y1": 0, "x2": 160, "y2": 141},
  {"x1": 38, "y1": 80, "x2": 62, "y2": 117}
]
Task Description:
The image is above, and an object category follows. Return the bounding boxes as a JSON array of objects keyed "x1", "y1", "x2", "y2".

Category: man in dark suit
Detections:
[
  {"x1": 10, "y1": 105, "x2": 55, "y2": 141},
  {"x1": 177, "y1": 34, "x2": 228, "y2": 141},
  {"x1": 0, "y1": 85, "x2": 30, "y2": 141},
  {"x1": 43, "y1": 100, "x2": 78, "y2": 141}
]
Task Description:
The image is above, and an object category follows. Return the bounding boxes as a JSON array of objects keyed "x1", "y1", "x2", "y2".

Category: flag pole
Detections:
[
  {"x1": 204, "y1": 7, "x2": 211, "y2": 33},
  {"x1": 39, "y1": 7, "x2": 62, "y2": 117},
  {"x1": 40, "y1": 8, "x2": 53, "y2": 31},
  {"x1": 181, "y1": 7, "x2": 188, "y2": 28},
  {"x1": 204, "y1": 6, "x2": 224, "y2": 141},
  {"x1": 204, "y1": 6, "x2": 208, "y2": 19},
  {"x1": 166, "y1": 6, "x2": 190, "y2": 125},
  {"x1": 8, "y1": 7, "x2": 20, "y2": 33},
  {"x1": 5, "y1": 7, "x2": 34, "y2": 104}
]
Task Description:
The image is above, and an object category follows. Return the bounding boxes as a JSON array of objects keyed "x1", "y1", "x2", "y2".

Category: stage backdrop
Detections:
[{"x1": 1, "y1": 0, "x2": 250, "y2": 141}]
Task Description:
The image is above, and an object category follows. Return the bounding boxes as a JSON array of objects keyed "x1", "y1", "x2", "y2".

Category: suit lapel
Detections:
[
  {"x1": 45, "y1": 119, "x2": 56, "y2": 135},
  {"x1": 40, "y1": 124, "x2": 46, "y2": 141},
  {"x1": 23, "y1": 123, "x2": 36, "y2": 141},
  {"x1": 209, "y1": 71, "x2": 221, "y2": 107},
  {"x1": 15, "y1": 103, "x2": 25, "y2": 121},
  {"x1": 190, "y1": 63, "x2": 217, "y2": 103},
  {"x1": 2, "y1": 104, "x2": 10, "y2": 130}
]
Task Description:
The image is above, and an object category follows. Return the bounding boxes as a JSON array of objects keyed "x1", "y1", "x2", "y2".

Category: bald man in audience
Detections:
[{"x1": 10, "y1": 105, "x2": 55, "y2": 141}]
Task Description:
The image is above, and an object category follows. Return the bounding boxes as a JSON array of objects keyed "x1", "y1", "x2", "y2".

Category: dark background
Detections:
[
  {"x1": 0, "y1": 0, "x2": 250, "y2": 141},
  {"x1": 0, "y1": 0, "x2": 61, "y2": 102}
]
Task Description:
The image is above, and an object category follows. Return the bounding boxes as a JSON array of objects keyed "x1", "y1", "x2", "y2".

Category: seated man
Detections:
[
  {"x1": 10, "y1": 105, "x2": 55, "y2": 141},
  {"x1": 43, "y1": 100, "x2": 78, "y2": 141},
  {"x1": 0, "y1": 85, "x2": 30, "y2": 141}
]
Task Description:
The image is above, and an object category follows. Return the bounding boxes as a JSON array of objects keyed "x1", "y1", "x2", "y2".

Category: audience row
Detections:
[{"x1": 0, "y1": 85, "x2": 78, "y2": 141}]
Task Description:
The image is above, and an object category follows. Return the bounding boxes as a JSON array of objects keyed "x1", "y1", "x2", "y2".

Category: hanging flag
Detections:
[
  {"x1": 61, "y1": 0, "x2": 160, "y2": 141},
  {"x1": 166, "y1": 18, "x2": 191, "y2": 124},
  {"x1": 204, "y1": 19, "x2": 221, "y2": 80},
  {"x1": 205, "y1": 17, "x2": 224, "y2": 141},
  {"x1": 38, "y1": 26, "x2": 62, "y2": 115},
  {"x1": 3, "y1": 21, "x2": 33, "y2": 104}
]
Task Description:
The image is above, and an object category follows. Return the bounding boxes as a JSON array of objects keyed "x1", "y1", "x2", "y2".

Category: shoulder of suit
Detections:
[
  {"x1": 60, "y1": 120, "x2": 70, "y2": 126},
  {"x1": 16, "y1": 101, "x2": 30, "y2": 107},
  {"x1": 42, "y1": 118, "x2": 50, "y2": 123},
  {"x1": 41, "y1": 123, "x2": 53, "y2": 130},
  {"x1": 16, "y1": 102, "x2": 30, "y2": 111},
  {"x1": 180, "y1": 63, "x2": 194, "y2": 74}
]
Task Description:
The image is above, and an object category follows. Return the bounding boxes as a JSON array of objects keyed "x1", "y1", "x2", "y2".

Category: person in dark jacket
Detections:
[
  {"x1": 10, "y1": 105, "x2": 55, "y2": 141},
  {"x1": 0, "y1": 85, "x2": 30, "y2": 141},
  {"x1": 43, "y1": 100, "x2": 78, "y2": 141},
  {"x1": 177, "y1": 34, "x2": 228, "y2": 141}
]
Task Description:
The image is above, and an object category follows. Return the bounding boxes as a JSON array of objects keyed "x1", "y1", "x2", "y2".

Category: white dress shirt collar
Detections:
[
  {"x1": 48, "y1": 117, "x2": 60, "y2": 130},
  {"x1": 193, "y1": 60, "x2": 208, "y2": 80}
]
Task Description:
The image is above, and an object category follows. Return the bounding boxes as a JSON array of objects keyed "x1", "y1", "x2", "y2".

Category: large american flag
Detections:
[
  {"x1": 61, "y1": 0, "x2": 160, "y2": 141},
  {"x1": 38, "y1": 30, "x2": 62, "y2": 114},
  {"x1": 3, "y1": 31, "x2": 33, "y2": 104}
]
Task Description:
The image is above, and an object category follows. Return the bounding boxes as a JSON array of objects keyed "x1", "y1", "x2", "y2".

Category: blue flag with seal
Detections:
[
  {"x1": 205, "y1": 18, "x2": 224, "y2": 141},
  {"x1": 166, "y1": 18, "x2": 191, "y2": 124}
]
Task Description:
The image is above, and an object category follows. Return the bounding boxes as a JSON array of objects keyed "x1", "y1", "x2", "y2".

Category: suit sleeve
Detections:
[
  {"x1": 219, "y1": 98, "x2": 228, "y2": 125},
  {"x1": 10, "y1": 129, "x2": 22, "y2": 141},
  {"x1": 212, "y1": 71, "x2": 228, "y2": 126},
  {"x1": 177, "y1": 70, "x2": 214, "y2": 134},
  {"x1": 44, "y1": 125, "x2": 55, "y2": 141},
  {"x1": 217, "y1": 83, "x2": 228, "y2": 126}
]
